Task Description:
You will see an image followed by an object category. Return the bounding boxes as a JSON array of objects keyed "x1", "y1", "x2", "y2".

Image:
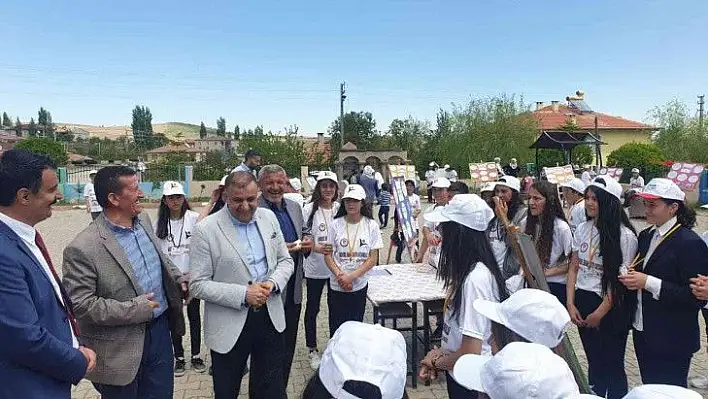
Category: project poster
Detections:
[{"x1": 391, "y1": 176, "x2": 417, "y2": 243}]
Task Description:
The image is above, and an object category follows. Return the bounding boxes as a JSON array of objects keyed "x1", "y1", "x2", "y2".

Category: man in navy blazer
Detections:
[{"x1": 0, "y1": 149, "x2": 95, "y2": 398}]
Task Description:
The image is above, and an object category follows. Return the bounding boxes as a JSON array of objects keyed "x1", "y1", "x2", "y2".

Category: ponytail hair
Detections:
[{"x1": 664, "y1": 199, "x2": 696, "y2": 228}]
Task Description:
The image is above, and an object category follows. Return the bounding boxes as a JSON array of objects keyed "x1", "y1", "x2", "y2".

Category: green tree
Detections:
[
  {"x1": 131, "y1": 105, "x2": 154, "y2": 148},
  {"x1": 2, "y1": 112, "x2": 11, "y2": 127},
  {"x1": 607, "y1": 142, "x2": 667, "y2": 182},
  {"x1": 234, "y1": 125, "x2": 240, "y2": 140},
  {"x1": 216, "y1": 117, "x2": 226, "y2": 137},
  {"x1": 648, "y1": 99, "x2": 708, "y2": 163},
  {"x1": 238, "y1": 129, "x2": 307, "y2": 176},
  {"x1": 28, "y1": 118, "x2": 37, "y2": 137},
  {"x1": 199, "y1": 122, "x2": 207, "y2": 139},
  {"x1": 14, "y1": 137, "x2": 68, "y2": 166},
  {"x1": 328, "y1": 111, "x2": 379, "y2": 161},
  {"x1": 385, "y1": 116, "x2": 430, "y2": 174},
  {"x1": 536, "y1": 145, "x2": 594, "y2": 169},
  {"x1": 15, "y1": 117, "x2": 21, "y2": 128}
]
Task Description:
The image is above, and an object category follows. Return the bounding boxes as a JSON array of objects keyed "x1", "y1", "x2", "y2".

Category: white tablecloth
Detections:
[{"x1": 367, "y1": 263, "x2": 447, "y2": 306}]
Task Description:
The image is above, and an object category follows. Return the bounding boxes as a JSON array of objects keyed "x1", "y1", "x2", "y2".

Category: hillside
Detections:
[{"x1": 58, "y1": 122, "x2": 216, "y2": 140}]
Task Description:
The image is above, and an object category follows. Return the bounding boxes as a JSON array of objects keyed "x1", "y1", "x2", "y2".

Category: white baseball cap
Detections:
[
  {"x1": 162, "y1": 181, "x2": 185, "y2": 196},
  {"x1": 432, "y1": 177, "x2": 451, "y2": 189},
  {"x1": 635, "y1": 178, "x2": 686, "y2": 202},
  {"x1": 424, "y1": 194, "x2": 494, "y2": 232},
  {"x1": 317, "y1": 170, "x2": 338, "y2": 184},
  {"x1": 473, "y1": 288, "x2": 571, "y2": 348},
  {"x1": 219, "y1": 175, "x2": 228, "y2": 186},
  {"x1": 444, "y1": 164, "x2": 450, "y2": 169},
  {"x1": 289, "y1": 178, "x2": 302, "y2": 191},
  {"x1": 453, "y1": 342, "x2": 580, "y2": 398},
  {"x1": 481, "y1": 182, "x2": 496, "y2": 193},
  {"x1": 631, "y1": 168, "x2": 640, "y2": 173},
  {"x1": 624, "y1": 384, "x2": 702, "y2": 398},
  {"x1": 429, "y1": 161, "x2": 436, "y2": 167},
  {"x1": 319, "y1": 321, "x2": 407, "y2": 399},
  {"x1": 496, "y1": 176, "x2": 521, "y2": 192},
  {"x1": 560, "y1": 177, "x2": 586, "y2": 195},
  {"x1": 587, "y1": 175, "x2": 622, "y2": 200},
  {"x1": 342, "y1": 184, "x2": 366, "y2": 201},
  {"x1": 89, "y1": 169, "x2": 98, "y2": 175}
]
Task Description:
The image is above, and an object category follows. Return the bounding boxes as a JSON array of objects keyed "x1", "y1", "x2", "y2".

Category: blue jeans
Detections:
[{"x1": 93, "y1": 314, "x2": 174, "y2": 399}]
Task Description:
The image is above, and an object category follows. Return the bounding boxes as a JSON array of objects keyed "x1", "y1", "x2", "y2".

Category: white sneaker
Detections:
[
  {"x1": 309, "y1": 350, "x2": 321, "y2": 370},
  {"x1": 689, "y1": 375, "x2": 708, "y2": 389}
]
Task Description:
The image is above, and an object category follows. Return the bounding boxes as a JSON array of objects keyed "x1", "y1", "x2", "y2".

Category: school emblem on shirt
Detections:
[
  {"x1": 185, "y1": 231, "x2": 192, "y2": 239},
  {"x1": 319, "y1": 223, "x2": 326, "y2": 232},
  {"x1": 359, "y1": 239, "x2": 367, "y2": 246},
  {"x1": 580, "y1": 242, "x2": 588, "y2": 252},
  {"x1": 340, "y1": 238, "x2": 348, "y2": 247}
]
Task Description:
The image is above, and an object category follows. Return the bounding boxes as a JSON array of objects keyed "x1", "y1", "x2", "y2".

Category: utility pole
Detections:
[
  {"x1": 699, "y1": 94, "x2": 705, "y2": 130},
  {"x1": 340, "y1": 82, "x2": 346, "y2": 150}
]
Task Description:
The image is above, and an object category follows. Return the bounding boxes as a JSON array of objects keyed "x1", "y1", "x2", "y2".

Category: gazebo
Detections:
[{"x1": 529, "y1": 130, "x2": 605, "y2": 176}]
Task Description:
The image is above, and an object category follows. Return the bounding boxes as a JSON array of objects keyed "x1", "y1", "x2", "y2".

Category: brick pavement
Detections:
[{"x1": 37, "y1": 207, "x2": 708, "y2": 398}]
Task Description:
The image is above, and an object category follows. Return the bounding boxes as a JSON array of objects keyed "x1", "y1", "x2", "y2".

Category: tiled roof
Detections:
[{"x1": 532, "y1": 105, "x2": 654, "y2": 131}]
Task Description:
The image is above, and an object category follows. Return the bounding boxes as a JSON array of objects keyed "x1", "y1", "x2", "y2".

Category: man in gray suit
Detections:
[
  {"x1": 257, "y1": 164, "x2": 312, "y2": 386},
  {"x1": 189, "y1": 171, "x2": 294, "y2": 399},
  {"x1": 62, "y1": 166, "x2": 187, "y2": 399}
]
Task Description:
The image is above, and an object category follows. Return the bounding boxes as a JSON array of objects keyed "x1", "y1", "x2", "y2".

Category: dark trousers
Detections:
[
  {"x1": 328, "y1": 283, "x2": 368, "y2": 337},
  {"x1": 93, "y1": 314, "x2": 174, "y2": 399},
  {"x1": 282, "y1": 275, "x2": 302, "y2": 386},
  {"x1": 548, "y1": 282, "x2": 567, "y2": 306},
  {"x1": 633, "y1": 329, "x2": 692, "y2": 387},
  {"x1": 574, "y1": 289, "x2": 628, "y2": 399},
  {"x1": 211, "y1": 307, "x2": 286, "y2": 399},
  {"x1": 304, "y1": 277, "x2": 328, "y2": 349},
  {"x1": 446, "y1": 372, "x2": 478, "y2": 399},
  {"x1": 172, "y1": 299, "x2": 201, "y2": 358},
  {"x1": 378, "y1": 205, "x2": 390, "y2": 227}
]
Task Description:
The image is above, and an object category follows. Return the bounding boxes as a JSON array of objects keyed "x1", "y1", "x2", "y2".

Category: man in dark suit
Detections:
[
  {"x1": 258, "y1": 164, "x2": 312, "y2": 386},
  {"x1": 0, "y1": 149, "x2": 95, "y2": 398},
  {"x1": 63, "y1": 166, "x2": 187, "y2": 399}
]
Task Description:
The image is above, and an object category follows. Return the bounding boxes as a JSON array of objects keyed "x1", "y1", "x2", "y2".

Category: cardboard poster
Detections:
[
  {"x1": 391, "y1": 176, "x2": 417, "y2": 243},
  {"x1": 599, "y1": 167, "x2": 623, "y2": 180},
  {"x1": 388, "y1": 165, "x2": 417, "y2": 182},
  {"x1": 543, "y1": 165, "x2": 575, "y2": 185},
  {"x1": 667, "y1": 162, "x2": 704, "y2": 191},
  {"x1": 468, "y1": 162, "x2": 500, "y2": 183}
]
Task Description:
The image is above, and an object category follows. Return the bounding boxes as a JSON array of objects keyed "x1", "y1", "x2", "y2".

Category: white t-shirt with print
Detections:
[
  {"x1": 423, "y1": 207, "x2": 443, "y2": 268},
  {"x1": 441, "y1": 262, "x2": 499, "y2": 382},
  {"x1": 568, "y1": 200, "x2": 586, "y2": 235},
  {"x1": 83, "y1": 182, "x2": 103, "y2": 213},
  {"x1": 488, "y1": 219, "x2": 508, "y2": 273},
  {"x1": 327, "y1": 216, "x2": 383, "y2": 292},
  {"x1": 572, "y1": 221, "x2": 638, "y2": 297},
  {"x1": 519, "y1": 218, "x2": 573, "y2": 284},
  {"x1": 303, "y1": 202, "x2": 340, "y2": 279},
  {"x1": 408, "y1": 193, "x2": 422, "y2": 213},
  {"x1": 153, "y1": 210, "x2": 200, "y2": 273}
]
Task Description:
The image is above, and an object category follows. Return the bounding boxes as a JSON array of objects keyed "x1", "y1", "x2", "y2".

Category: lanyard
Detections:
[
  {"x1": 586, "y1": 224, "x2": 600, "y2": 263},
  {"x1": 346, "y1": 220, "x2": 361, "y2": 258},
  {"x1": 168, "y1": 218, "x2": 185, "y2": 248},
  {"x1": 319, "y1": 206, "x2": 331, "y2": 235},
  {"x1": 629, "y1": 223, "x2": 682, "y2": 270}
]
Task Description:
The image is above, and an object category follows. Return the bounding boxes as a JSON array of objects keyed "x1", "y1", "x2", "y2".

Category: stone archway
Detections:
[
  {"x1": 365, "y1": 156, "x2": 382, "y2": 173},
  {"x1": 388, "y1": 156, "x2": 404, "y2": 165}
]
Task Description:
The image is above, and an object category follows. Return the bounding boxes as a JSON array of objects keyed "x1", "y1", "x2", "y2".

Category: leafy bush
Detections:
[
  {"x1": 536, "y1": 145, "x2": 594, "y2": 169},
  {"x1": 606, "y1": 142, "x2": 668, "y2": 182},
  {"x1": 14, "y1": 137, "x2": 69, "y2": 166}
]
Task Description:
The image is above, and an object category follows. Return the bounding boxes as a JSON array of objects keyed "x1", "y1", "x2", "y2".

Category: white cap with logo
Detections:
[
  {"x1": 624, "y1": 384, "x2": 702, "y2": 398},
  {"x1": 481, "y1": 182, "x2": 496, "y2": 193},
  {"x1": 342, "y1": 184, "x2": 366, "y2": 201},
  {"x1": 635, "y1": 178, "x2": 686, "y2": 202},
  {"x1": 162, "y1": 181, "x2": 185, "y2": 196},
  {"x1": 631, "y1": 168, "x2": 640, "y2": 173},
  {"x1": 424, "y1": 194, "x2": 494, "y2": 232},
  {"x1": 588, "y1": 175, "x2": 622, "y2": 200},
  {"x1": 432, "y1": 177, "x2": 451, "y2": 189},
  {"x1": 473, "y1": 288, "x2": 571, "y2": 348},
  {"x1": 319, "y1": 321, "x2": 407, "y2": 399},
  {"x1": 219, "y1": 175, "x2": 228, "y2": 186},
  {"x1": 496, "y1": 176, "x2": 521, "y2": 192},
  {"x1": 453, "y1": 342, "x2": 580, "y2": 398},
  {"x1": 317, "y1": 170, "x2": 338, "y2": 184},
  {"x1": 560, "y1": 177, "x2": 587, "y2": 195},
  {"x1": 289, "y1": 178, "x2": 302, "y2": 192}
]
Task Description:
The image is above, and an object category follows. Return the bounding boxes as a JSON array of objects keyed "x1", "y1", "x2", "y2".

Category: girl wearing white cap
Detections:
[
  {"x1": 566, "y1": 176, "x2": 637, "y2": 398},
  {"x1": 623, "y1": 168, "x2": 645, "y2": 207},
  {"x1": 487, "y1": 176, "x2": 526, "y2": 280},
  {"x1": 619, "y1": 178, "x2": 708, "y2": 387},
  {"x1": 324, "y1": 184, "x2": 383, "y2": 335},
  {"x1": 523, "y1": 181, "x2": 573, "y2": 304},
  {"x1": 418, "y1": 194, "x2": 513, "y2": 399},
  {"x1": 560, "y1": 177, "x2": 587, "y2": 234},
  {"x1": 301, "y1": 171, "x2": 340, "y2": 370},
  {"x1": 153, "y1": 181, "x2": 206, "y2": 376}
]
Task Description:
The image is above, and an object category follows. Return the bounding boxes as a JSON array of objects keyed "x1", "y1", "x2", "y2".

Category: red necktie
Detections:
[{"x1": 35, "y1": 232, "x2": 81, "y2": 338}]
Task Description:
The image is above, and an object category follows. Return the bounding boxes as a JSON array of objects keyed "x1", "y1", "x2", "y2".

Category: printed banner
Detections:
[
  {"x1": 391, "y1": 176, "x2": 417, "y2": 243},
  {"x1": 599, "y1": 167, "x2": 623, "y2": 180},
  {"x1": 388, "y1": 165, "x2": 417, "y2": 182},
  {"x1": 468, "y1": 162, "x2": 500, "y2": 183},
  {"x1": 667, "y1": 162, "x2": 705, "y2": 191},
  {"x1": 543, "y1": 165, "x2": 575, "y2": 185}
]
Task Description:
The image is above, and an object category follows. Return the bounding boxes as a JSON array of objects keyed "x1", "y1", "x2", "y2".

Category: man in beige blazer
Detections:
[
  {"x1": 62, "y1": 166, "x2": 187, "y2": 399},
  {"x1": 189, "y1": 171, "x2": 294, "y2": 399}
]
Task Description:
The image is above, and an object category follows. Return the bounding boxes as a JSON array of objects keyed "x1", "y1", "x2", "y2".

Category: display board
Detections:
[
  {"x1": 667, "y1": 162, "x2": 704, "y2": 191},
  {"x1": 599, "y1": 167, "x2": 623, "y2": 180},
  {"x1": 391, "y1": 176, "x2": 417, "y2": 243},
  {"x1": 543, "y1": 165, "x2": 575, "y2": 185},
  {"x1": 388, "y1": 165, "x2": 417, "y2": 182},
  {"x1": 468, "y1": 162, "x2": 500, "y2": 183}
]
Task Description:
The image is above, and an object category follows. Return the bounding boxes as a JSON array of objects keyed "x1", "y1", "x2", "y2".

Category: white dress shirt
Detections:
[
  {"x1": 0, "y1": 212, "x2": 79, "y2": 348},
  {"x1": 633, "y1": 216, "x2": 677, "y2": 331}
]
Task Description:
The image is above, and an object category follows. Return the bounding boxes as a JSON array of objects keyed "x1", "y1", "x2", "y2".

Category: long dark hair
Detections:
[
  {"x1": 488, "y1": 188, "x2": 523, "y2": 241},
  {"x1": 334, "y1": 199, "x2": 374, "y2": 220},
  {"x1": 306, "y1": 179, "x2": 340, "y2": 230},
  {"x1": 438, "y1": 222, "x2": 515, "y2": 348},
  {"x1": 663, "y1": 199, "x2": 696, "y2": 228},
  {"x1": 586, "y1": 184, "x2": 636, "y2": 305},
  {"x1": 524, "y1": 181, "x2": 567, "y2": 267},
  {"x1": 156, "y1": 195, "x2": 192, "y2": 240},
  {"x1": 302, "y1": 372, "x2": 409, "y2": 399}
]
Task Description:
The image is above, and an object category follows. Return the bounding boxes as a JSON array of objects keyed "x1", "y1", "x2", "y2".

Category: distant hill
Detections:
[{"x1": 58, "y1": 122, "x2": 217, "y2": 141}]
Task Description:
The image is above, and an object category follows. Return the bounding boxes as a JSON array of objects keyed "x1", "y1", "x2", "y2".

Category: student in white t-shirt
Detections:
[
  {"x1": 301, "y1": 171, "x2": 340, "y2": 370},
  {"x1": 522, "y1": 181, "x2": 573, "y2": 304},
  {"x1": 324, "y1": 184, "x2": 383, "y2": 336},
  {"x1": 566, "y1": 176, "x2": 637, "y2": 399},
  {"x1": 83, "y1": 170, "x2": 103, "y2": 220},
  {"x1": 560, "y1": 177, "x2": 587, "y2": 235},
  {"x1": 416, "y1": 177, "x2": 450, "y2": 266},
  {"x1": 153, "y1": 181, "x2": 205, "y2": 376},
  {"x1": 487, "y1": 176, "x2": 526, "y2": 280},
  {"x1": 418, "y1": 194, "x2": 513, "y2": 399}
]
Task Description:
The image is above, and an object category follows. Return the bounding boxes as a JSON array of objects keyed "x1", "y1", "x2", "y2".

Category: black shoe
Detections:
[
  {"x1": 208, "y1": 366, "x2": 213, "y2": 375},
  {"x1": 191, "y1": 357, "x2": 207, "y2": 373},
  {"x1": 174, "y1": 358, "x2": 186, "y2": 377}
]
